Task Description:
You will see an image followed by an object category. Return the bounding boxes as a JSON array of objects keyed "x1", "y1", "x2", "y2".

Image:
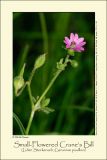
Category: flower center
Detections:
[{"x1": 70, "y1": 41, "x2": 76, "y2": 49}]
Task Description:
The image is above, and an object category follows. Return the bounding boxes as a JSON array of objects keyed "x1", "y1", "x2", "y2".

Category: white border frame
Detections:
[{"x1": 0, "y1": 1, "x2": 107, "y2": 159}]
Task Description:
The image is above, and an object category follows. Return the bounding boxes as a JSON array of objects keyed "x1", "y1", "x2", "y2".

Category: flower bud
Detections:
[
  {"x1": 14, "y1": 76, "x2": 24, "y2": 96},
  {"x1": 70, "y1": 60, "x2": 78, "y2": 68},
  {"x1": 14, "y1": 63, "x2": 25, "y2": 96},
  {"x1": 34, "y1": 54, "x2": 46, "y2": 70}
]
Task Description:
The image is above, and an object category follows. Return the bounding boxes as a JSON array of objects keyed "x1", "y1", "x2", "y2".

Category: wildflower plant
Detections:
[{"x1": 13, "y1": 33, "x2": 86, "y2": 135}]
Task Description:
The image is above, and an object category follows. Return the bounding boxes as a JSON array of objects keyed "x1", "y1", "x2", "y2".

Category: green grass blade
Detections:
[
  {"x1": 13, "y1": 112, "x2": 26, "y2": 135},
  {"x1": 17, "y1": 44, "x2": 30, "y2": 74},
  {"x1": 69, "y1": 106, "x2": 94, "y2": 112},
  {"x1": 39, "y1": 13, "x2": 48, "y2": 53}
]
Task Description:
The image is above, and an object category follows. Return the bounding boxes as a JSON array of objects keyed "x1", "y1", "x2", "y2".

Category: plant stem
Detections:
[
  {"x1": 27, "y1": 82, "x2": 34, "y2": 109},
  {"x1": 24, "y1": 66, "x2": 37, "y2": 134},
  {"x1": 25, "y1": 82, "x2": 35, "y2": 134},
  {"x1": 28, "y1": 68, "x2": 36, "y2": 84},
  {"x1": 25, "y1": 110, "x2": 35, "y2": 135},
  {"x1": 25, "y1": 69, "x2": 62, "y2": 135},
  {"x1": 25, "y1": 55, "x2": 69, "y2": 134},
  {"x1": 34, "y1": 69, "x2": 62, "y2": 110}
]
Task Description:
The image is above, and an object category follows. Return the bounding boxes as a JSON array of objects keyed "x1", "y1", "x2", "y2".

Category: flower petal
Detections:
[
  {"x1": 64, "y1": 37, "x2": 71, "y2": 45},
  {"x1": 63, "y1": 33, "x2": 86, "y2": 52},
  {"x1": 78, "y1": 41, "x2": 86, "y2": 47},
  {"x1": 78, "y1": 37, "x2": 84, "y2": 43},
  {"x1": 74, "y1": 33, "x2": 79, "y2": 42},
  {"x1": 80, "y1": 41, "x2": 86, "y2": 46},
  {"x1": 66, "y1": 44, "x2": 70, "y2": 49},
  {"x1": 75, "y1": 48, "x2": 81, "y2": 52},
  {"x1": 70, "y1": 33, "x2": 75, "y2": 41},
  {"x1": 74, "y1": 45, "x2": 81, "y2": 52},
  {"x1": 80, "y1": 47, "x2": 85, "y2": 51}
]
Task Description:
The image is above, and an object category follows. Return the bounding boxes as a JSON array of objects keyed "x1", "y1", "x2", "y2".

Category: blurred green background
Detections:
[{"x1": 13, "y1": 12, "x2": 95, "y2": 135}]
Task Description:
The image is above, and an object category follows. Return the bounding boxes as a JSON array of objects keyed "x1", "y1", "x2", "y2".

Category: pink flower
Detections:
[{"x1": 64, "y1": 33, "x2": 86, "y2": 52}]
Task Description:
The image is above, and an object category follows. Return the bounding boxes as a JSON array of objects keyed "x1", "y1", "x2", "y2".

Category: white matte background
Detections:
[{"x1": 1, "y1": 1, "x2": 106, "y2": 159}]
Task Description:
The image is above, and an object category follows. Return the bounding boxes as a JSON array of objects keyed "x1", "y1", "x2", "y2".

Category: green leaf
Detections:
[
  {"x1": 41, "y1": 98, "x2": 50, "y2": 108},
  {"x1": 34, "y1": 53, "x2": 46, "y2": 69},
  {"x1": 56, "y1": 58, "x2": 66, "y2": 70},
  {"x1": 32, "y1": 97, "x2": 36, "y2": 103},
  {"x1": 59, "y1": 58, "x2": 64, "y2": 64},
  {"x1": 13, "y1": 112, "x2": 26, "y2": 135},
  {"x1": 41, "y1": 107, "x2": 55, "y2": 114},
  {"x1": 32, "y1": 96, "x2": 39, "y2": 104}
]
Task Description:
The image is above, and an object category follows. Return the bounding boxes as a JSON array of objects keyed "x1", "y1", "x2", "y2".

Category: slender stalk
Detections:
[
  {"x1": 25, "y1": 55, "x2": 69, "y2": 134},
  {"x1": 25, "y1": 110, "x2": 35, "y2": 135},
  {"x1": 28, "y1": 68, "x2": 36, "y2": 84},
  {"x1": 34, "y1": 69, "x2": 62, "y2": 111},
  {"x1": 25, "y1": 82, "x2": 35, "y2": 134},
  {"x1": 25, "y1": 66, "x2": 37, "y2": 134},
  {"x1": 25, "y1": 69, "x2": 62, "y2": 135},
  {"x1": 27, "y1": 82, "x2": 34, "y2": 109}
]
